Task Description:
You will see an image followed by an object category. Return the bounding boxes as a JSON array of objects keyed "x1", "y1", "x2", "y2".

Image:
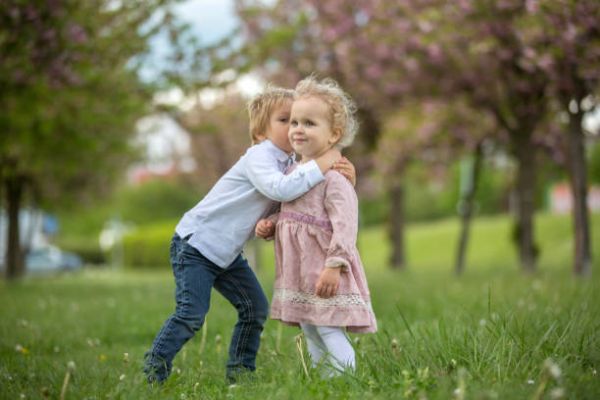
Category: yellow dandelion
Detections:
[
  {"x1": 98, "y1": 354, "x2": 107, "y2": 362},
  {"x1": 15, "y1": 344, "x2": 29, "y2": 355}
]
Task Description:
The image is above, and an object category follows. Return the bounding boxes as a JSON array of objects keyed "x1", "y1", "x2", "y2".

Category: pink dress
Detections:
[{"x1": 270, "y1": 168, "x2": 377, "y2": 333}]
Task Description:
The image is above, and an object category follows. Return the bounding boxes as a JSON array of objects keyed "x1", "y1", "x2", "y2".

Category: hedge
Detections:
[
  {"x1": 56, "y1": 236, "x2": 106, "y2": 265},
  {"x1": 122, "y1": 220, "x2": 177, "y2": 269}
]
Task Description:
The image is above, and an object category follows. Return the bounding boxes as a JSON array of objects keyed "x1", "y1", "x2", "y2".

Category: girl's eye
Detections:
[{"x1": 279, "y1": 118, "x2": 289, "y2": 123}]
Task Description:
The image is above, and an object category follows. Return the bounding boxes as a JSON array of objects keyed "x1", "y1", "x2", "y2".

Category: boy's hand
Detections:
[
  {"x1": 333, "y1": 157, "x2": 356, "y2": 187},
  {"x1": 315, "y1": 267, "x2": 341, "y2": 298},
  {"x1": 255, "y1": 219, "x2": 275, "y2": 240}
]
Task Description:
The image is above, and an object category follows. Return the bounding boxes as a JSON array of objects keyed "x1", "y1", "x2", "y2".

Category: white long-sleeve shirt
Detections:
[{"x1": 175, "y1": 139, "x2": 324, "y2": 268}]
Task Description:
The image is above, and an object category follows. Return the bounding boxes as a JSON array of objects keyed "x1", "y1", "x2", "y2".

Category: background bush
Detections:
[
  {"x1": 114, "y1": 178, "x2": 203, "y2": 225},
  {"x1": 122, "y1": 220, "x2": 176, "y2": 268},
  {"x1": 56, "y1": 178, "x2": 203, "y2": 265},
  {"x1": 56, "y1": 236, "x2": 106, "y2": 265}
]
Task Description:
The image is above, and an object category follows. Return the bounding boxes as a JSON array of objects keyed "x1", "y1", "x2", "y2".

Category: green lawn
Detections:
[{"x1": 1, "y1": 213, "x2": 599, "y2": 399}]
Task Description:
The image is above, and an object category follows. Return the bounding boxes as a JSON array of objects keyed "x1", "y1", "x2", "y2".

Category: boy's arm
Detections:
[{"x1": 246, "y1": 148, "x2": 342, "y2": 202}]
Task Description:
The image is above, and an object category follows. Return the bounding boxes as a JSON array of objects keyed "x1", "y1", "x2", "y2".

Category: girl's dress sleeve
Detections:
[{"x1": 323, "y1": 173, "x2": 359, "y2": 270}]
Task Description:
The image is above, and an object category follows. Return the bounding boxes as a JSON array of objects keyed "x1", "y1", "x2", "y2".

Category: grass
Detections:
[{"x1": 1, "y1": 213, "x2": 599, "y2": 399}]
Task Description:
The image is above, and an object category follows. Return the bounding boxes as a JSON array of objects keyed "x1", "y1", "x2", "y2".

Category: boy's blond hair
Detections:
[
  {"x1": 247, "y1": 85, "x2": 294, "y2": 144},
  {"x1": 294, "y1": 76, "x2": 359, "y2": 149}
]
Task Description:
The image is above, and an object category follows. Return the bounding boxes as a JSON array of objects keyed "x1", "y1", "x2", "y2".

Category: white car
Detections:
[{"x1": 25, "y1": 245, "x2": 83, "y2": 274}]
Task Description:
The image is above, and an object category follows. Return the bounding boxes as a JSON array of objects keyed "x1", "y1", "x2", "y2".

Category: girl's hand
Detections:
[
  {"x1": 255, "y1": 219, "x2": 275, "y2": 240},
  {"x1": 333, "y1": 157, "x2": 356, "y2": 187},
  {"x1": 315, "y1": 268, "x2": 341, "y2": 298}
]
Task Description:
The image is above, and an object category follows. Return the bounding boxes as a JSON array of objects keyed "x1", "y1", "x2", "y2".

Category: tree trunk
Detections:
[
  {"x1": 566, "y1": 110, "x2": 592, "y2": 276},
  {"x1": 389, "y1": 180, "x2": 405, "y2": 269},
  {"x1": 512, "y1": 134, "x2": 538, "y2": 273},
  {"x1": 455, "y1": 143, "x2": 484, "y2": 275},
  {"x1": 5, "y1": 176, "x2": 25, "y2": 280}
]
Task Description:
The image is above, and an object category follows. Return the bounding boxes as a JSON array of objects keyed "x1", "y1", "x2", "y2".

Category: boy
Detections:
[{"x1": 143, "y1": 86, "x2": 354, "y2": 384}]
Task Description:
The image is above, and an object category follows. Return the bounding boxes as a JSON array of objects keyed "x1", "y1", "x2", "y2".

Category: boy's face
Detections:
[{"x1": 265, "y1": 99, "x2": 293, "y2": 153}]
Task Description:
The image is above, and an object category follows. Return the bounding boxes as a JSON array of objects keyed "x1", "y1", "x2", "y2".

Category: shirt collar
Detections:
[{"x1": 264, "y1": 139, "x2": 293, "y2": 163}]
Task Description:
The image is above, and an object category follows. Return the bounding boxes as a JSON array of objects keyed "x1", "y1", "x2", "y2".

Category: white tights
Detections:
[{"x1": 300, "y1": 323, "x2": 355, "y2": 376}]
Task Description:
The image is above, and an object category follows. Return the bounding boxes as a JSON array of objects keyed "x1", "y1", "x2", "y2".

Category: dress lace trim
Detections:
[{"x1": 273, "y1": 288, "x2": 369, "y2": 308}]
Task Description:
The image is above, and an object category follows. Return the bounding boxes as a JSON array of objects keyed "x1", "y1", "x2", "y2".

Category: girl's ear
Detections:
[{"x1": 329, "y1": 128, "x2": 342, "y2": 145}]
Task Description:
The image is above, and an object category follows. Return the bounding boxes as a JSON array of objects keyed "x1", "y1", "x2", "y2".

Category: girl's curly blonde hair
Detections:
[
  {"x1": 294, "y1": 76, "x2": 359, "y2": 149},
  {"x1": 247, "y1": 85, "x2": 294, "y2": 144}
]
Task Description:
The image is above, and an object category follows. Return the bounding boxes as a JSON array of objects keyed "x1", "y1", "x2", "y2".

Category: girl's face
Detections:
[
  {"x1": 288, "y1": 96, "x2": 341, "y2": 161},
  {"x1": 265, "y1": 99, "x2": 293, "y2": 153}
]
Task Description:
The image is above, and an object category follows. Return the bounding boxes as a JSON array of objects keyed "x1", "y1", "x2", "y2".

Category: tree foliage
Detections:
[{"x1": 0, "y1": 0, "x2": 181, "y2": 279}]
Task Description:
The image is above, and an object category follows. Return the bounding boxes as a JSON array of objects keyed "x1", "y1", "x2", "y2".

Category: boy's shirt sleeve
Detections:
[{"x1": 245, "y1": 151, "x2": 324, "y2": 202}]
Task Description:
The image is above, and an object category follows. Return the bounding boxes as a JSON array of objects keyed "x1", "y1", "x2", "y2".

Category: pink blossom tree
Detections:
[
  {"x1": 534, "y1": 1, "x2": 599, "y2": 276},
  {"x1": 232, "y1": 0, "x2": 598, "y2": 274}
]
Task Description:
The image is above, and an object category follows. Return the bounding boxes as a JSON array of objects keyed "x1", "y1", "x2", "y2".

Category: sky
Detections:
[
  {"x1": 172, "y1": 0, "x2": 238, "y2": 45},
  {"x1": 141, "y1": 0, "x2": 238, "y2": 83},
  {"x1": 143, "y1": 0, "x2": 264, "y2": 107},
  {"x1": 136, "y1": 1, "x2": 256, "y2": 170}
]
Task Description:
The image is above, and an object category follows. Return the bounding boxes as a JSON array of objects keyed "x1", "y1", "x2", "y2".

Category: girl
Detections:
[{"x1": 256, "y1": 77, "x2": 377, "y2": 376}]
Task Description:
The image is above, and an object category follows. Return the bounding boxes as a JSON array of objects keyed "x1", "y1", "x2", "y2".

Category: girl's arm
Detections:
[
  {"x1": 323, "y1": 172, "x2": 359, "y2": 270},
  {"x1": 255, "y1": 213, "x2": 279, "y2": 240},
  {"x1": 315, "y1": 173, "x2": 358, "y2": 298}
]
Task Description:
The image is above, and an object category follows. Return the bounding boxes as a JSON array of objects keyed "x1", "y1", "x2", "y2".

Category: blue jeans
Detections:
[{"x1": 144, "y1": 233, "x2": 269, "y2": 383}]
